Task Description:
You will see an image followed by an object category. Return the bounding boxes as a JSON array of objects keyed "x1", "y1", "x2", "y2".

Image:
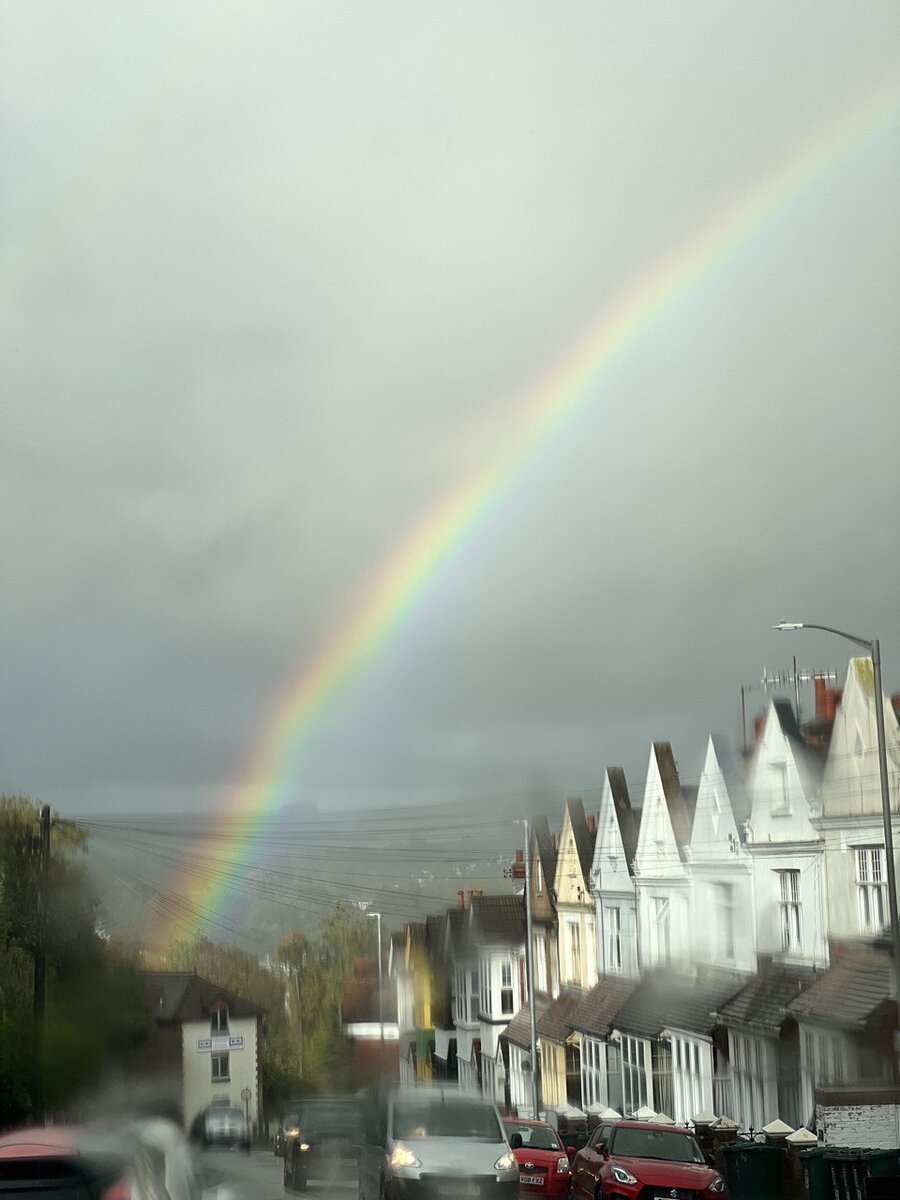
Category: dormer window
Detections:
[{"x1": 211, "y1": 1004, "x2": 229, "y2": 1034}]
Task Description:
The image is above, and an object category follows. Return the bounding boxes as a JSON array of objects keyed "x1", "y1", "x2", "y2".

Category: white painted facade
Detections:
[
  {"x1": 633, "y1": 744, "x2": 692, "y2": 970},
  {"x1": 745, "y1": 702, "x2": 828, "y2": 967},
  {"x1": 554, "y1": 801, "x2": 597, "y2": 991},
  {"x1": 591, "y1": 769, "x2": 640, "y2": 979},
  {"x1": 689, "y1": 737, "x2": 756, "y2": 973},
  {"x1": 181, "y1": 1013, "x2": 260, "y2": 1130},
  {"x1": 817, "y1": 658, "x2": 900, "y2": 941}
]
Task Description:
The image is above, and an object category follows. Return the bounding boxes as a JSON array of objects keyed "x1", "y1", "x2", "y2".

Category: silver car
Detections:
[{"x1": 359, "y1": 1087, "x2": 518, "y2": 1200}]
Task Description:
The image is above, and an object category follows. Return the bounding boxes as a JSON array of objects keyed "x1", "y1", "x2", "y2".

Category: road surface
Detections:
[{"x1": 198, "y1": 1147, "x2": 358, "y2": 1200}]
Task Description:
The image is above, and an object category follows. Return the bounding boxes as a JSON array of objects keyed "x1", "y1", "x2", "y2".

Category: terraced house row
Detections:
[{"x1": 388, "y1": 657, "x2": 900, "y2": 1140}]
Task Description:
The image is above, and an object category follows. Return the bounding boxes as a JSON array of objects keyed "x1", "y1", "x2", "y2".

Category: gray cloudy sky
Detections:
[{"x1": 3, "y1": 2, "x2": 900, "y2": 824}]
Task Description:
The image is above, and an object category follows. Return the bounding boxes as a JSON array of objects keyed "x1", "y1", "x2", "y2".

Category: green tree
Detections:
[{"x1": 0, "y1": 796, "x2": 151, "y2": 1128}]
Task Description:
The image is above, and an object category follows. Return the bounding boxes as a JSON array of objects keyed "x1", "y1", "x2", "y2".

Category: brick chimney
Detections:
[
  {"x1": 754, "y1": 712, "x2": 767, "y2": 744},
  {"x1": 515, "y1": 849, "x2": 523, "y2": 863},
  {"x1": 892, "y1": 694, "x2": 900, "y2": 719},
  {"x1": 586, "y1": 814, "x2": 597, "y2": 836}
]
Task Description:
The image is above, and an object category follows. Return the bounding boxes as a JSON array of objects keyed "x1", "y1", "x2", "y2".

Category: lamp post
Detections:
[
  {"x1": 774, "y1": 622, "x2": 900, "y2": 1042},
  {"x1": 517, "y1": 817, "x2": 540, "y2": 1119},
  {"x1": 368, "y1": 911, "x2": 385, "y2": 1076}
]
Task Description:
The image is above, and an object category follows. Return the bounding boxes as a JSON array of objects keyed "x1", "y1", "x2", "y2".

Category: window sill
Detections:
[{"x1": 212, "y1": 1077, "x2": 231, "y2": 1084}]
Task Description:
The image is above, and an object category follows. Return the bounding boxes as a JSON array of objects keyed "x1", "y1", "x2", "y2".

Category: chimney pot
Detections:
[
  {"x1": 754, "y1": 712, "x2": 767, "y2": 743},
  {"x1": 466, "y1": 889, "x2": 474, "y2": 905},
  {"x1": 892, "y1": 693, "x2": 900, "y2": 717},
  {"x1": 457, "y1": 890, "x2": 465, "y2": 911},
  {"x1": 587, "y1": 814, "x2": 597, "y2": 836},
  {"x1": 515, "y1": 849, "x2": 523, "y2": 863}
]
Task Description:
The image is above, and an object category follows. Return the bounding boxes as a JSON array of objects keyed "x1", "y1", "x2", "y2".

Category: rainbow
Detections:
[{"x1": 156, "y1": 72, "x2": 900, "y2": 949}]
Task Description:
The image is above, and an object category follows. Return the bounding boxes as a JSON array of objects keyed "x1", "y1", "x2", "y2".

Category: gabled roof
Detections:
[
  {"x1": 142, "y1": 971, "x2": 264, "y2": 1022},
  {"x1": 569, "y1": 976, "x2": 636, "y2": 1038},
  {"x1": 469, "y1": 894, "x2": 525, "y2": 945},
  {"x1": 608, "y1": 768, "x2": 639, "y2": 868},
  {"x1": 500, "y1": 998, "x2": 549, "y2": 1049},
  {"x1": 611, "y1": 967, "x2": 747, "y2": 1040},
  {"x1": 771, "y1": 698, "x2": 826, "y2": 780},
  {"x1": 566, "y1": 797, "x2": 596, "y2": 884},
  {"x1": 714, "y1": 961, "x2": 817, "y2": 1033},
  {"x1": 533, "y1": 815, "x2": 558, "y2": 907},
  {"x1": 535, "y1": 991, "x2": 583, "y2": 1045},
  {"x1": 709, "y1": 734, "x2": 750, "y2": 830},
  {"x1": 654, "y1": 743, "x2": 693, "y2": 853},
  {"x1": 787, "y1": 946, "x2": 891, "y2": 1031}
]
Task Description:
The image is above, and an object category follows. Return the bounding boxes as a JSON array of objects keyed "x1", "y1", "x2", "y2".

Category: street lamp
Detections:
[
  {"x1": 774, "y1": 622, "x2": 900, "y2": 1039},
  {"x1": 517, "y1": 817, "x2": 540, "y2": 1119},
  {"x1": 368, "y1": 911, "x2": 385, "y2": 1076}
]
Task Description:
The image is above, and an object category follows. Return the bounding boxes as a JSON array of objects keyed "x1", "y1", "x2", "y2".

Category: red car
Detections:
[
  {"x1": 570, "y1": 1120, "x2": 727, "y2": 1200},
  {"x1": 503, "y1": 1119, "x2": 573, "y2": 1197},
  {"x1": 0, "y1": 1127, "x2": 132, "y2": 1199}
]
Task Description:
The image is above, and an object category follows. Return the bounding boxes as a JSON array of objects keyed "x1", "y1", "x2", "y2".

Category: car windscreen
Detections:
[
  {"x1": 298, "y1": 1103, "x2": 361, "y2": 1134},
  {"x1": 393, "y1": 1098, "x2": 503, "y2": 1142},
  {"x1": 0, "y1": 1153, "x2": 126, "y2": 1198},
  {"x1": 610, "y1": 1127, "x2": 704, "y2": 1163},
  {"x1": 503, "y1": 1124, "x2": 561, "y2": 1151}
]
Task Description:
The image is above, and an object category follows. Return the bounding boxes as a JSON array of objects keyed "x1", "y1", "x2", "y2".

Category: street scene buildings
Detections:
[{"x1": 385, "y1": 658, "x2": 900, "y2": 1145}]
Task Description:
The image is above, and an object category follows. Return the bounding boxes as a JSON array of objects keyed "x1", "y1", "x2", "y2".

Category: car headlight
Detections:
[
  {"x1": 611, "y1": 1166, "x2": 638, "y2": 1185},
  {"x1": 708, "y1": 1176, "x2": 726, "y2": 1194},
  {"x1": 390, "y1": 1146, "x2": 422, "y2": 1170},
  {"x1": 556, "y1": 1157, "x2": 570, "y2": 1175},
  {"x1": 494, "y1": 1152, "x2": 517, "y2": 1172},
  {"x1": 299, "y1": 1143, "x2": 310, "y2": 1152}
]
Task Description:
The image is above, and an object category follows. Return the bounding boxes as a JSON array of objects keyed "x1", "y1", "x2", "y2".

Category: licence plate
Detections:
[
  {"x1": 438, "y1": 1186, "x2": 479, "y2": 1198},
  {"x1": 520, "y1": 1176, "x2": 544, "y2": 1186}
]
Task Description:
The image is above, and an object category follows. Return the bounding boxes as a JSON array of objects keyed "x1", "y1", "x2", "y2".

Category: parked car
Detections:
[
  {"x1": 283, "y1": 1095, "x2": 364, "y2": 1192},
  {"x1": 0, "y1": 1120, "x2": 230, "y2": 1200},
  {"x1": 570, "y1": 1119, "x2": 727, "y2": 1200},
  {"x1": 358, "y1": 1085, "x2": 519, "y2": 1200},
  {"x1": 503, "y1": 1119, "x2": 572, "y2": 1197},
  {"x1": 189, "y1": 1105, "x2": 251, "y2": 1152}
]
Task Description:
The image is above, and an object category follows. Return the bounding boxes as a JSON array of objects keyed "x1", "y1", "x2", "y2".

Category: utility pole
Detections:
[
  {"x1": 32, "y1": 804, "x2": 51, "y2": 1124},
  {"x1": 369, "y1": 911, "x2": 385, "y2": 1077},
  {"x1": 520, "y1": 818, "x2": 540, "y2": 1119}
]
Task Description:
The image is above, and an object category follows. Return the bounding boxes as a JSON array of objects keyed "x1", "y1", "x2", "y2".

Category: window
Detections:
[
  {"x1": 455, "y1": 967, "x2": 468, "y2": 1024},
  {"x1": 857, "y1": 847, "x2": 887, "y2": 936},
  {"x1": 211, "y1": 1004, "x2": 228, "y2": 1033},
  {"x1": 620, "y1": 1034, "x2": 650, "y2": 1115},
  {"x1": 712, "y1": 883, "x2": 735, "y2": 962},
  {"x1": 500, "y1": 960, "x2": 514, "y2": 1015},
  {"x1": 729, "y1": 1031, "x2": 768, "y2": 1132},
  {"x1": 605, "y1": 906, "x2": 622, "y2": 973},
  {"x1": 480, "y1": 960, "x2": 492, "y2": 1017},
  {"x1": 533, "y1": 933, "x2": 547, "y2": 994},
  {"x1": 211, "y1": 1052, "x2": 230, "y2": 1082},
  {"x1": 652, "y1": 896, "x2": 671, "y2": 965},
  {"x1": 777, "y1": 870, "x2": 802, "y2": 952},
  {"x1": 469, "y1": 968, "x2": 479, "y2": 1018},
  {"x1": 581, "y1": 1036, "x2": 606, "y2": 1109},
  {"x1": 567, "y1": 919, "x2": 582, "y2": 983},
  {"x1": 536, "y1": 859, "x2": 543, "y2": 895}
]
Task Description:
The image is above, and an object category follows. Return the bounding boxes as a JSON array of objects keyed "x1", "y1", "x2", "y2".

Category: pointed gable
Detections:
[
  {"x1": 821, "y1": 657, "x2": 900, "y2": 819},
  {"x1": 529, "y1": 814, "x2": 558, "y2": 921},
  {"x1": 635, "y1": 742, "x2": 691, "y2": 877},
  {"x1": 690, "y1": 736, "x2": 747, "y2": 861},
  {"x1": 554, "y1": 797, "x2": 594, "y2": 904},
  {"x1": 591, "y1": 767, "x2": 639, "y2": 890},
  {"x1": 747, "y1": 699, "x2": 823, "y2": 843}
]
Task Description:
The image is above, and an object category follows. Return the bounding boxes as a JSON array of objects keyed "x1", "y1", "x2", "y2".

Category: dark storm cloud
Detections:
[{"x1": 1, "y1": 1, "x2": 899, "y2": 817}]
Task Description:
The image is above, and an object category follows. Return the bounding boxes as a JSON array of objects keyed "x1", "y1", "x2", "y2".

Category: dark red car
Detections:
[
  {"x1": 570, "y1": 1120, "x2": 727, "y2": 1200},
  {"x1": 503, "y1": 1119, "x2": 572, "y2": 1197},
  {"x1": 0, "y1": 1127, "x2": 132, "y2": 1199}
]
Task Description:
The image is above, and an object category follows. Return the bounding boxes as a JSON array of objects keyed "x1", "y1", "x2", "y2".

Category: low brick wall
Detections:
[{"x1": 816, "y1": 1085, "x2": 900, "y2": 1150}]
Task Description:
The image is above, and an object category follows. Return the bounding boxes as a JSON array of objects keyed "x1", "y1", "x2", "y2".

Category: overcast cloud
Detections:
[{"x1": 2, "y1": 2, "x2": 899, "y2": 825}]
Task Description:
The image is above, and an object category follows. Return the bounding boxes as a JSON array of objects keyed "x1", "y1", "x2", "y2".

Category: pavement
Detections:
[{"x1": 197, "y1": 1146, "x2": 359, "y2": 1200}]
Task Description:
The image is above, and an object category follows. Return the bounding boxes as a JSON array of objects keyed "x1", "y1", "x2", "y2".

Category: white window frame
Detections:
[
  {"x1": 605, "y1": 905, "x2": 622, "y2": 973},
  {"x1": 670, "y1": 1033, "x2": 711, "y2": 1125},
  {"x1": 618, "y1": 1034, "x2": 652, "y2": 1116},
  {"x1": 652, "y1": 896, "x2": 672, "y2": 965},
  {"x1": 500, "y1": 960, "x2": 515, "y2": 1015},
  {"x1": 581, "y1": 1035, "x2": 607, "y2": 1110},
  {"x1": 532, "y1": 933, "x2": 547, "y2": 994},
  {"x1": 856, "y1": 847, "x2": 887, "y2": 936},
  {"x1": 777, "y1": 869, "x2": 802, "y2": 953},
  {"x1": 729, "y1": 1030, "x2": 769, "y2": 1132},
  {"x1": 566, "y1": 917, "x2": 582, "y2": 984},
  {"x1": 211, "y1": 1052, "x2": 230, "y2": 1082},
  {"x1": 211, "y1": 1005, "x2": 228, "y2": 1034}
]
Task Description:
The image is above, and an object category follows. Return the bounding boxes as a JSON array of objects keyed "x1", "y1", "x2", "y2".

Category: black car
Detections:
[
  {"x1": 190, "y1": 1105, "x2": 251, "y2": 1152},
  {"x1": 283, "y1": 1096, "x2": 363, "y2": 1192}
]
